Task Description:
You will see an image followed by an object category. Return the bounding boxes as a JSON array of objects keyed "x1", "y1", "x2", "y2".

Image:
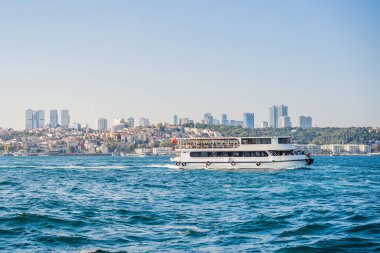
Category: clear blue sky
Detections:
[{"x1": 0, "y1": 0, "x2": 379, "y2": 129}]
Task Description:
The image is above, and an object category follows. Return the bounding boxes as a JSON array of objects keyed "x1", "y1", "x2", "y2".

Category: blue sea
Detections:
[{"x1": 0, "y1": 156, "x2": 379, "y2": 252}]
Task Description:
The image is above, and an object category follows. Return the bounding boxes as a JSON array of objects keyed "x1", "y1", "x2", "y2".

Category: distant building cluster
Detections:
[
  {"x1": 25, "y1": 104, "x2": 313, "y2": 132},
  {"x1": 173, "y1": 112, "x2": 254, "y2": 129},
  {"x1": 173, "y1": 104, "x2": 312, "y2": 129},
  {"x1": 25, "y1": 109, "x2": 70, "y2": 130}
]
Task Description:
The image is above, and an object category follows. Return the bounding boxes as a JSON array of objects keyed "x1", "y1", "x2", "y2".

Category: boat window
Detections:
[
  {"x1": 190, "y1": 151, "x2": 268, "y2": 157},
  {"x1": 269, "y1": 150, "x2": 295, "y2": 156},
  {"x1": 278, "y1": 138, "x2": 290, "y2": 144},
  {"x1": 241, "y1": 138, "x2": 271, "y2": 144}
]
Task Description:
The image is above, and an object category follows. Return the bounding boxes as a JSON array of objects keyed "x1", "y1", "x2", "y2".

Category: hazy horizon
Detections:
[{"x1": 1, "y1": 0, "x2": 379, "y2": 130}]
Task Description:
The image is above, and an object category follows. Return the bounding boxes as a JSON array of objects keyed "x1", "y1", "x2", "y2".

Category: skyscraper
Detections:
[
  {"x1": 139, "y1": 118, "x2": 150, "y2": 127},
  {"x1": 243, "y1": 113, "x2": 255, "y2": 129},
  {"x1": 269, "y1": 105, "x2": 278, "y2": 128},
  {"x1": 222, "y1": 114, "x2": 228, "y2": 126},
  {"x1": 127, "y1": 117, "x2": 135, "y2": 128},
  {"x1": 203, "y1": 113, "x2": 213, "y2": 125},
  {"x1": 270, "y1": 104, "x2": 289, "y2": 128},
  {"x1": 50, "y1": 110, "x2": 58, "y2": 128},
  {"x1": 25, "y1": 109, "x2": 44, "y2": 130},
  {"x1": 61, "y1": 110, "x2": 70, "y2": 128},
  {"x1": 174, "y1": 114, "x2": 178, "y2": 125},
  {"x1": 97, "y1": 118, "x2": 108, "y2": 131},
  {"x1": 306, "y1": 116, "x2": 312, "y2": 128},
  {"x1": 35, "y1": 110, "x2": 45, "y2": 128},
  {"x1": 296, "y1": 115, "x2": 313, "y2": 129},
  {"x1": 279, "y1": 116, "x2": 291, "y2": 128},
  {"x1": 278, "y1": 104, "x2": 288, "y2": 118},
  {"x1": 25, "y1": 109, "x2": 35, "y2": 130}
]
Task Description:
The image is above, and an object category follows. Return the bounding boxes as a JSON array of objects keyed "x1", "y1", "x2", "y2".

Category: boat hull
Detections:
[{"x1": 171, "y1": 159, "x2": 312, "y2": 170}]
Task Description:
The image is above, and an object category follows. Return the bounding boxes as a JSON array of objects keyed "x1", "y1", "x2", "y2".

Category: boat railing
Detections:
[{"x1": 176, "y1": 139, "x2": 240, "y2": 149}]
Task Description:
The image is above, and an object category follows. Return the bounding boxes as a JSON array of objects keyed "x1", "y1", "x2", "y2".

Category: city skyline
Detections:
[
  {"x1": 22, "y1": 106, "x2": 311, "y2": 130},
  {"x1": 1, "y1": 1, "x2": 379, "y2": 129}
]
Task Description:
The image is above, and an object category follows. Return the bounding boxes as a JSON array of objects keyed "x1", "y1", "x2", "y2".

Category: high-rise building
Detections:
[
  {"x1": 243, "y1": 113, "x2": 255, "y2": 129},
  {"x1": 279, "y1": 116, "x2": 292, "y2": 128},
  {"x1": 179, "y1": 118, "x2": 190, "y2": 125},
  {"x1": 203, "y1": 113, "x2": 214, "y2": 125},
  {"x1": 25, "y1": 109, "x2": 35, "y2": 130},
  {"x1": 222, "y1": 114, "x2": 228, "y2": 126},
  {"x1": 25, "y1": 109, "x2": 44, "y2": 130},
  {"x1": 229, "y1": 120, "x2": 236, "y2": 126},
  {"x1": 35, "y1": 110, "x2": 45, "y2": 128},
  {"x1": 269, "y1": 104, "x2": 289, "y2": 128},
  {"x1": 269, "y1": 105, "x2": 278, "y2": 128},
  {"x1": 139, "y1": 118, "x2": 150, "y2": 127},
  {"x1": 174, "y1": 114, "x2": 178, "y2": 125},
  {"x1": 97, "y1": 118, "x2": 108, "y2": 131},
  {"x1": 61, "y1": 110, "x2": 70, "y2": 128},
  {"x1": 127, "y1": 117, "x2": 135, "y2": 128},
  {"x1": 296, "y1": 115, "x2": 313, "y2": 129},
  {"x1": 306, "y1": 116, "x2": 312, "y2": 128},
  {"x1": 50, "y1": 110, "x2": 58, "y2": 128},
  {"x1": 261, "y1": 121, "x2": 268, "y2": 128},
  {"x1": 278, "y1": 105, "x2": 288, "y2": 118}
]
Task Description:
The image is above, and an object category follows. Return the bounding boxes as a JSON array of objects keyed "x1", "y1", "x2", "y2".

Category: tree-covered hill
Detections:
[{"x1": 184, "y1": 124, "x2": 380, "y2": 145}]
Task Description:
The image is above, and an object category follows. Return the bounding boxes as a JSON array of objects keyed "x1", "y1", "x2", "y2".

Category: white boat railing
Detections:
[{"x1": 176, "y1": 138, "x2": 240, "y2": 149}]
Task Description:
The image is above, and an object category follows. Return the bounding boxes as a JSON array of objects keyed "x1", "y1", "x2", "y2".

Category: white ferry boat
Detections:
[{"x1": 170, "y1": 136, "x2": 314, "y2": 170}]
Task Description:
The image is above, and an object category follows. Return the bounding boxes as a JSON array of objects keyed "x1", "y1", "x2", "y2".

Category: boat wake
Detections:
[{"x1": 147, "y1": 164, "x2": 178, "y2": 169}]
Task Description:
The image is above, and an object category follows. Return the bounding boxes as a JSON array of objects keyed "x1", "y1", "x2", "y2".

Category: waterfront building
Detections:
[
  {"x1": 50, "y1": 110, "x2": 58, "y2": 128},
  {"x1": 261, "y1": 121, "x2": 268, "y2": 128},
  {"x1": 127, "y1": 117, "x2": 135, "y2": 128},
  {"x1": 279, "y1": 116, "x2": 292, "y2": 128},
  {"x1": 269, "y1": 105, "x2": 278, "y2": 128},
  {"x1": 321, "y1": 144, "x2": 371, "y2": 154},
  {"x1": 139, "y1": 118, "x2": 150, "y2": 127},
  {"x1": 344, "y1": 145, "x2": 360, "y2": 154},
  {"x1": 97, "y1": 118, "x2": 108, "y2": 131},
  {"x1": 174, "y1": 114, "x2": 178, "y2": 126},
  {"x1": 322, "y1": 144, "x2": 343, "y2": 154},
  {"x1": 293, "y1": 144, "x2": 321, "y2": 154},
  {"x1": 243, "y1": 113, "x2": 255, "y2": 129},
  {"x1": 25, "y1": 109, "x2": 35, "y2": 130},
  {"x1": 135, "y1": 148, "x2": 152, "y2": 155},
  {"x1": 359, "y1": 144, "x2": 371, "y2": 153},
  {"x1": 222, "y1": 114, "x2": 228, "y2": 126},
  {"x1": 61, "y1": 110, "x2": 70, "y2": 128},
  {"x1": 152, "y1": 147, "x2": 176, "y2": 156}
]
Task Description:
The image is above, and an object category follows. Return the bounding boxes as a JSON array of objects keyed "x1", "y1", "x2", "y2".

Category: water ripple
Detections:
[{"x1": 0, "y1": 156, "x2": 379, "y2": 252}]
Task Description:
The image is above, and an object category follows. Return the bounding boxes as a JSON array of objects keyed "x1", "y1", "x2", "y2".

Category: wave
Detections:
[
  {"x1": 0, "y1": 165, "x2": 129, "y2": 169},
  {"x1": 146, "y1": 164, "x2": 177, "y2": 169}
]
